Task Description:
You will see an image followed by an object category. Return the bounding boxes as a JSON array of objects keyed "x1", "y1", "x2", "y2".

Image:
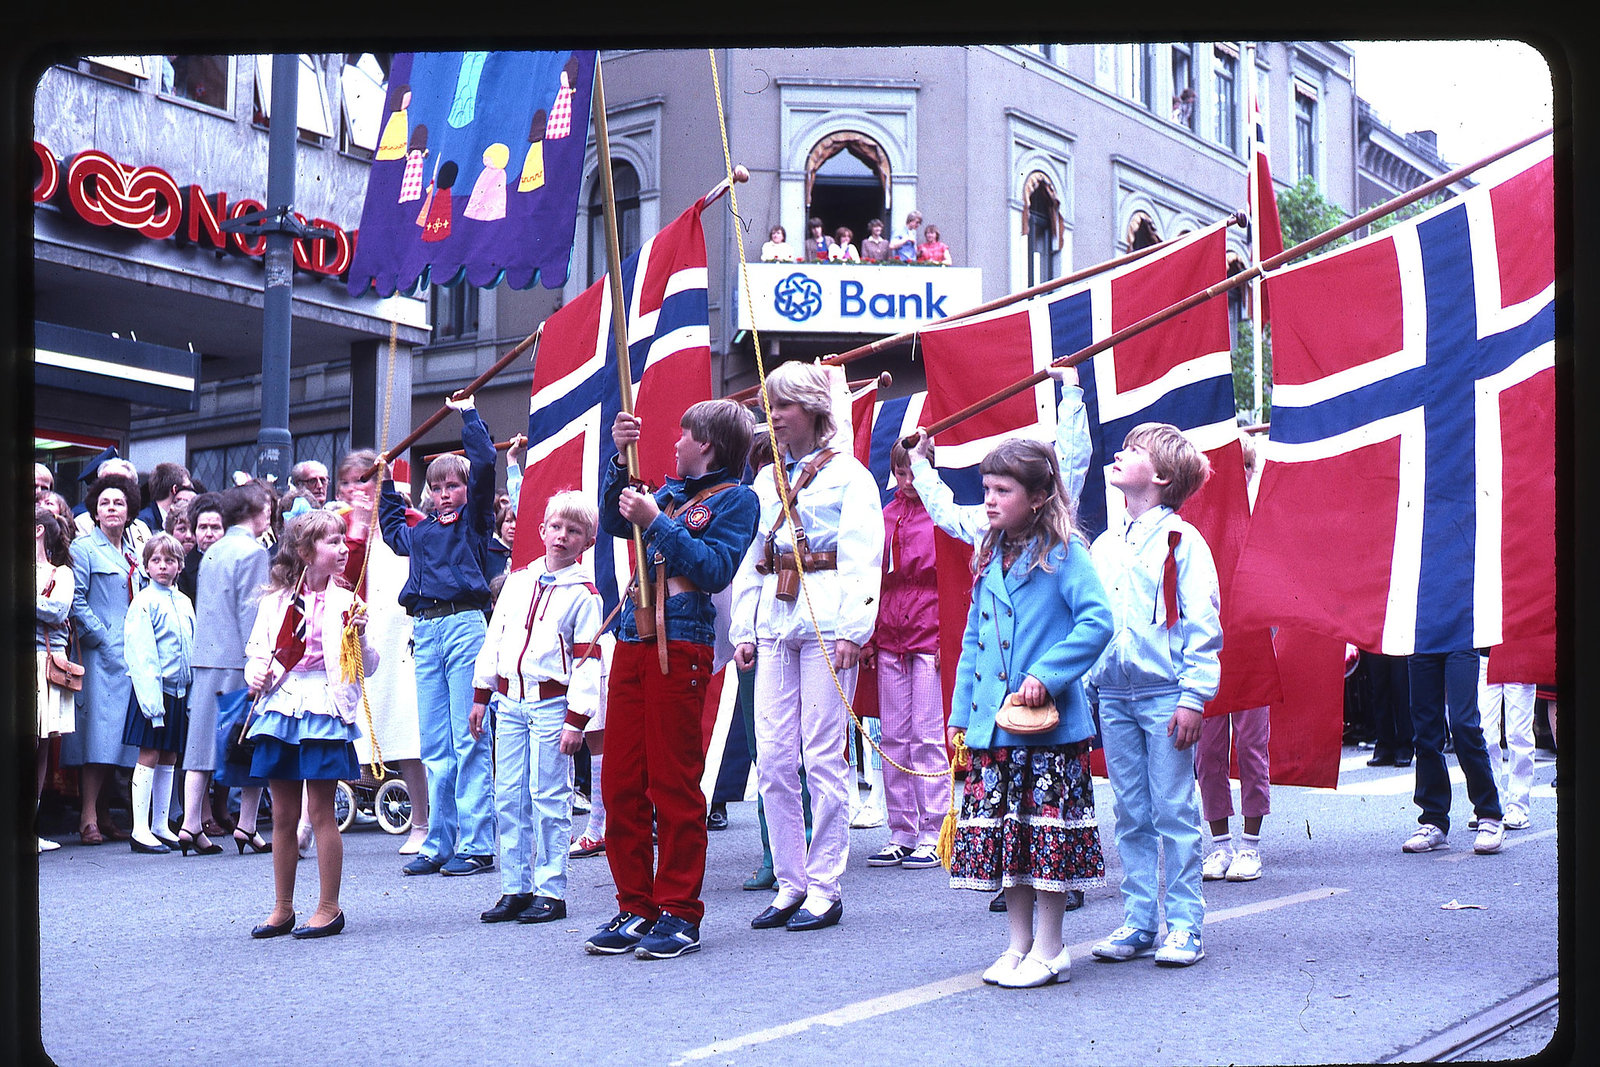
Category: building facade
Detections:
[{"x1": 34, "y1": 42, "x2": 1367, "y2": 497}]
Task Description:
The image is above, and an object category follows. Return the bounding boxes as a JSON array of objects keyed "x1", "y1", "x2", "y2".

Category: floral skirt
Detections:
[{"x1": 948, "y1": 741, "x2": 1106, "y2": 894}]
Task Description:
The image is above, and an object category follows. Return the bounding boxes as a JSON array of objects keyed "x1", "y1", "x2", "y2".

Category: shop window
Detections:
[
  {"x1": 430, "y1": 283, "x2": 480, "y2": 341},
  {"x1": 1213, "y1": 45, "x2": 1239, "y2": 153},
  {"x1": 158, "y1": 55, "x2": 232, "y2": 112},
  {"x1": 253, "y1": 54, "x2": 334, "y2": 141},
  {"x1": 805, "y1": 131, "x2": 891, "y2": 260},
  {"x1": 587, "y1": 161, "x2": 641, "y2": 287},
  {"x1": 1023, "y1": 172, "x2": 1063, "y2": 287},
  {"x1": 340, "y1": 53, "x2": 389, "y2": 158}
]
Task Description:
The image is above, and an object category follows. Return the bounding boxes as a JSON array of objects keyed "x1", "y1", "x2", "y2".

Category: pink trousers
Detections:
[
  {"x1": 875, "y1": 651, "x2": 952, "y2": 847},
  {"x1": 1195, "y1": 705, "x2": 1271, "y2": 823}
]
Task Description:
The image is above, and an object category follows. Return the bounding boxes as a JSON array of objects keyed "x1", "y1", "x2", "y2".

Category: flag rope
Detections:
[{"x1": 707, "y1": 50, "x2": 958, "y2": 859}]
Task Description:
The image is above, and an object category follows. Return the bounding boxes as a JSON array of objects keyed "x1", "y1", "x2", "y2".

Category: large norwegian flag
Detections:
[
  {"x1": 912, "y1": 222, "x2": 1282, "y2": 719},
  {"x1": 1233, "y1": 140, "x2": 1556, "y2": 661},
  {"x1": 510, "y1": 197, "x2": 713, "y2": 619}
]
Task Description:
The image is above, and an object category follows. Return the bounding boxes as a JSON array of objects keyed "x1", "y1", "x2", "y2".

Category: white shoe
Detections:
[
  {"x1": 997, "y1": 946, "x2": 1071, "y2": 987},
  {"x1": 849, "y1": 806, "x2": 886, "y2": 829},
  {"x1": 573, "y1": 792, "x2": 592, "y2": 815},
  {"x1": 1202, "y1": 847, "x2": 1232, "y2": 881},
  {"x1": 1503, "y1": 809, "x2": 1531, "y2": 830},
  {"x1": 1225, "y1": 848, "x2": 1263, "y2": 881},
  {"x1": 982, "y1": 948, "x2": 1027, "y2": 985},
  {"x1": 1402, "y1": 824, "x2": 1448, "y2": 853},
  {"x1": 398, "y1": 826, "x2": 428, "y2": 855},
  {"x1": 1153, "y1": 929, "x2": 1204, "y2": 966},
  {"x1": 1474, "y1": 819, "x2": 1505, "y2": 854},
  {"x1": 297, "y1": 824, "x2": 315, "y2": 859},
  {"x1": 37, "y1": 837, "x2": 60, "y2": 853}
]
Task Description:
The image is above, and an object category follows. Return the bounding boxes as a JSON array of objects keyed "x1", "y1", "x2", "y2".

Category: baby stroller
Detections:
[{"x1": 333, "y1": 764, "x2": 412, "y2": 835}]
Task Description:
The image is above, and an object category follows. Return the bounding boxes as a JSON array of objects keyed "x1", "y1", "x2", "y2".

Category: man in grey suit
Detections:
[{"x1": 184, "y1": 481, "x2": 274, "y2": 853}]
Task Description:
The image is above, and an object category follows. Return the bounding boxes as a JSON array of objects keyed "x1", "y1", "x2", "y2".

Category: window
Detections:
[
  {"x1": 1127, "y1": 211, "x2": 1162, "y2": 250},
  {"x1": 805, "y1": 132, "x2": 890, "y2": 259},
  {"x1": 1212, "y1": 45, "x2": 1239, "y2": 152},
  {"x1": 1295, "y1": 82, "x2": 1318, "y2": 182},
  {"x1": 1095, "y1": 44, "x2": 1154, "y2": 109},
  {"x1": 587, "y1": 162, "x2": 640, "y2": 287},
  {"x1": 1024, "y1": 173, "x2": 1062, "y2": 287},
  {"x1": 340, "y1": 53, "x2": 388, "y2": 158},
  {"x1": 82, "y1": 56, "x2": 147, "y2": 87},
  {"x1": 1170, "y1": 45, "x2": 1196, "y2": 130},
  {"x1": 430, "y1": 283, "x2": 480, "y2": 341},
  {"x1": 159, "y1": 55, "x2": 232, "y2": 111},
  {"x1": 253, "y1": 54, "x2": 334, "y2": 140}
]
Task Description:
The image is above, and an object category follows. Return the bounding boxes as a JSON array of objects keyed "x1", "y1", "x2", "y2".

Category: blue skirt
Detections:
[
  {"x1": 120, "y1": 691, "x2": 189, "y2": 754},
  {"x1": 249, "y1": 735, "x2": 359, "y2": 782}
]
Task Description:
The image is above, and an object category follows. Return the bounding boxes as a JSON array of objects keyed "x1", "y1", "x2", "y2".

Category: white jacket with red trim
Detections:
[{"x1": 472, "y1": 557, "x2": 605, "y2": 729}]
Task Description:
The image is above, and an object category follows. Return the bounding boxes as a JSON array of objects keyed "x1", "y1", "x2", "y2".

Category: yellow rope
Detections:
[{"x1": 707, "y1": 49, "x2": 956, "y2": 829}]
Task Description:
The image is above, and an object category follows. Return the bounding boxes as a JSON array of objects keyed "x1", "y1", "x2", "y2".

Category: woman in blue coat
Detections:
[
  {"x1": 946, "y1": 439, "x2": 1113, "y2": 989},
  {"x1": 66, "y1": 473, "x2": 146, "y2": 844}
]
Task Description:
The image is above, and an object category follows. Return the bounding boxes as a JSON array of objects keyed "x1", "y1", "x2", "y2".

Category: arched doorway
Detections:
[{"x1": 805, "y1": 131, "x2": 891, "y2": 259}]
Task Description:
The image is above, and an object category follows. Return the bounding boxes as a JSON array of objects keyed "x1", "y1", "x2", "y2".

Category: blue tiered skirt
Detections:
[{"x1": 245, "y1": 669, "x2": 360, "y2": 782}]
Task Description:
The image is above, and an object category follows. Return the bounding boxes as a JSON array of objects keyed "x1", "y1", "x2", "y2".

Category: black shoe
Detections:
[
  {"x1": 707, "y1": 806, "x2": 729, "y2": 832},
  {"x1": 1063, "y1": 889, "x2": 1085, "y2": 912},
  {"x1": 250, "y1": 913, "x2": 296, "y2": 939},
  {"x1": 481, "y1": 893, "x2": 535, "y2": 923},
  {"x1": 786, "y1": 899, "x2": 843, "y2": 931},
  {"x1": 290, "y1": 911, "x2": 346, "y2": 939},
  {"x1": 751, "y1": 900, "x2": 804, "y2": 929},
  {"x1": 515, "y1": 896, "x2": 568, "y2": 924},
  {"x1": 402, "y1": 854, "x2": 445, "y2": 876},
  {"x1": 1394, "y1": 755, "x2": 1413, "y2": 768},
  {"x1": 130, "y1": 837, "x2": 170, "y2": 854},
  {"x1": 989, "y1": 890, "x2": 1008, "y2": 913},
  {"x1": 177, "y1": 828, "x2": 223, "y2": 856},
  {"x1": 1366, "y1": 752, "x2": 1397, "y2": 767}
]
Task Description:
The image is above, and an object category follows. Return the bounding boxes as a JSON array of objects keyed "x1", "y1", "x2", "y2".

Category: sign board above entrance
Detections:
[{"x1": 736, "y1": 263, "x2": 983, "y2": 335}]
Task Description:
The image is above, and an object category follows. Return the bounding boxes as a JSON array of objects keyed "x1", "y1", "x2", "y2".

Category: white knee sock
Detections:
[
  {"x1": 1241, "y1": 832, "x2": 1262, "y2": 855},
  {"x1": 130, "y1": 764, "x2": 155, "y2": 842},
  {"x1": 585, "y1": 753, "x2": 607, "y2": 839},
  {"x1": 150, "y1": 765, "x2": 176, "y2": 839}
]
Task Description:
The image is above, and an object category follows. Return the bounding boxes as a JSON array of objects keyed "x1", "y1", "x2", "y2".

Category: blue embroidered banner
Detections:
[{"x1": 346, "y1": 50, "x2": 596, "y2": 296}]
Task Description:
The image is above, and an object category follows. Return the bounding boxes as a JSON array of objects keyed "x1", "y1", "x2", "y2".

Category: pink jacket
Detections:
[{"x1": 871, "y1": 490, "x2": 939, "y2": 654}]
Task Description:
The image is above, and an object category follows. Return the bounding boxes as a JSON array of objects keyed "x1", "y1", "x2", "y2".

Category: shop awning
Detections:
[{"x1": 33, "y1": 321, "x2": 200, "y2": 412}]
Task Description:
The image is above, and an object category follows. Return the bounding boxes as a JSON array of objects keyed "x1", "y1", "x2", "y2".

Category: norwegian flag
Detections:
[
  {"x1": 913, "y1": 222, "x2": 1281, "y2": 718},
  {"x1": 1233, "y1": 139, "x2": 1556, "y2": 660},
  {"x1": 272, "y1": 580, "x2": 308, "y2": 672},
  {"x1": 1249, "y1": 70, "x2": 1284, "y2": 265},
  {"x1": 851, "y1": 384, "x2": 927, "y2": 504},
  {"x1": 510, "y1": 197, "x2": 713, "y2": 618}
]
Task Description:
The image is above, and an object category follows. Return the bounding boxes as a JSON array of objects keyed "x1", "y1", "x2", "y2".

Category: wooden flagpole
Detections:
[
  {"x1": 904, "y1": 127, "x2": 1553, "y2": 449},
  {"x1": 591, "y1": 56, "x2": 652, "y2": 617}
]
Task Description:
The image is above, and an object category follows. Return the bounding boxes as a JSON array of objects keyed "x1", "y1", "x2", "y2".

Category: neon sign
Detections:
[{"x1": 34, "y1": 141, "x2": 356, "y2": 279}]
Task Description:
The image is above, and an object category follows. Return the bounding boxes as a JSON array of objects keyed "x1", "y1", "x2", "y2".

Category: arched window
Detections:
[
  {"x1": 587, "y1": 161, "x2": 640, "y2": 287},
  {"x1": 1127, "y1": 211, "x2": 1162, "y2": 250},
  {"x1": 805, "y1": 131, "x2": 891, "y2": 258},
  {"x1": 1225, "y1": 249, "x2": 1247, "y2": 327},
  {"x1": 1022, "y1": 171, "x2": 1063, "y2": 286}
]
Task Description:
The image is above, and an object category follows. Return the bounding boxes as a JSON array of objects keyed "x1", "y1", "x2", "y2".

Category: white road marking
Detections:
[{"x1": 673, "y1": 887, "x2": 1349, "y2": 1063}]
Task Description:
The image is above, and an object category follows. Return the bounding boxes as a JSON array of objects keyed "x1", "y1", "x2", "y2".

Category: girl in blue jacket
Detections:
[{"x1": 946, "y1": 439, "x2": 1113, "y2": 989}]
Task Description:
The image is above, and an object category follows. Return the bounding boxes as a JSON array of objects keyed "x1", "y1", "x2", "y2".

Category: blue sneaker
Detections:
[
  {"x1": 402, "y1": 854, "x2": 444, "y2": 876},
  {"x1": 585, "y1": 912, "x2": 654, "y2": 955},
  {"x1": 1091, "y1": 925, "x2": 1158, "y2": 961},
  {"x1": 1154, "y1": 928, "x2": 1204, "y2": 966},
  {"x1": 634, "y1": 912, "x2": 701, "y2": 959},
  {"x1": 440, "y1": 854, "x2": 495, "y2": 876}
]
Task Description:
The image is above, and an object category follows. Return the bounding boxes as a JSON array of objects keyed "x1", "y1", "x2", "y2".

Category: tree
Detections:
[
  {"x1": 1232, "y1": 318, "x2": 1271, "y2": 423},
  {"x1": 1275, "y1": 175, "x2": 1352, "y2": 262}
]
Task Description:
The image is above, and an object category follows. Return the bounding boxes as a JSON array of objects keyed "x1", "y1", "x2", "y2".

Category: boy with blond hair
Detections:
[
  {"x1": 1086, "y1": 422, "x2": 1222, "y2": 968},
  {"x1": 470, "y1": 491, "x2": 605, "y2": 925}
]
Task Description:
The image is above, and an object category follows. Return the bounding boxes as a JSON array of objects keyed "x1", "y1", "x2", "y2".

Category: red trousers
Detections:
[{"x1": 600, "y1": 639, "x2": 714, "y2": 923}]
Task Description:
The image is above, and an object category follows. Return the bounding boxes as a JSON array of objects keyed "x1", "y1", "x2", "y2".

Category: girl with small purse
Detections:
[
  {"x1": 36, "y1": 505, "x2": 78, "y2": 852},
  {"x1": 945, "y1": 439, "x2": 1114, "y2": 988}
]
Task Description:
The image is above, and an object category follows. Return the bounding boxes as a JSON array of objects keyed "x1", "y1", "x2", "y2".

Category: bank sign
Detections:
[{"x1": 737, "y1": 263, "x2": 983, "y2": 334}]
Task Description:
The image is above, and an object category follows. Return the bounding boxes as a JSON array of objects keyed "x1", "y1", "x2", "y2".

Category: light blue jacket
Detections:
[{"x1": 949, "y1": 538, "x2": 1113, "y2": 750}]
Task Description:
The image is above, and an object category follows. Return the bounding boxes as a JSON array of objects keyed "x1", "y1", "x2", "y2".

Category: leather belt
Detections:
[
  {"x1": 411, "y1": 599, "x2": 478, "y2": 620},
  {"x1": 774, "y1": 550, "x2": 838, "y2": 571},
  {"x1": 496, "y1": 677, "x2": 569, "y2": 701}
]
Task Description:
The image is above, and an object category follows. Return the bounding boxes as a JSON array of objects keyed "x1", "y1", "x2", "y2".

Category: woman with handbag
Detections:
[
  {"x1": 65, "y1": 473, "x2": 145, "y2": 845},
  {"x1": 243, "y1": 510, "x2": 378, "y2": 939},
  {"x1": 36, "y1": 505, "x2": 78, "y2": 852},
  {"x1": 945, "y1": 439, "x2": 1114, "y2": 989}
]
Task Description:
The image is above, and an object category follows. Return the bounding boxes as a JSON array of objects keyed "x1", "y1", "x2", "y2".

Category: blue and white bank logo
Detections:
[{"x1": 773, "y1": 272, "x2": 823, "y2": 322}]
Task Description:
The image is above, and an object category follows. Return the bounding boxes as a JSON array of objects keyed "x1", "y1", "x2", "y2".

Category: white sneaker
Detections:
[
  {"x1": 1402, "y1": 824, "x2": 1448, "y2": 853},
  {"x1": 1202, "y1": 847, "x2": 1233, "y2": 881},
  {"x1": 1474, "y1": 819, "x2": 1505, "y2": 854},
  {"x1": 1153, "y1": 929, "x2": 1204, "y2": 966},
  {"x1": 1225, "y1": 848, "x2": 1263, "y2": 881},
  {"x1": 849, "y1": 806, "x2": 886, "y2": 829},
  {"x1": 1504, "y1": 809, "x2": 1531, "y2": 830},
  {"x1": 573, "y1": 792, "x2": 592, "y2": 815},
  {"x1": 37, "y1": 837, "x2": 61, "y2": 853}
]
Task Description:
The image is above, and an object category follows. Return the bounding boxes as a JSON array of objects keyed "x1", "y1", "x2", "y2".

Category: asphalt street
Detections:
[{"x1": 28, "y1": 744, "x2": 1569, "y2": 1066}]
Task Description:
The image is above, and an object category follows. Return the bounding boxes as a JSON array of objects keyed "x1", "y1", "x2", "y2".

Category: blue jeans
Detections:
[
  {"x1": 492, "y1": 693, "x2": 574, "y2": 898},
  {"x1": 413, "y1": 610, "x2": 495, "y2": 860},
  {"x1": 1408, "y1": 651, "x2": 1502, "y2": 833},
  {"x1": 1098, "y1": 689, "x2": 1205, "y2": 936}
]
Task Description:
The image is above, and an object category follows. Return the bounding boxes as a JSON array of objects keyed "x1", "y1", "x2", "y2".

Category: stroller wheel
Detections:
[
  {"x1": 374, "y1": 778, "x2": 412, "y2": 835},
  {"x1": 333, "y1": 781, "x2": 357, "y2": 833}
]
